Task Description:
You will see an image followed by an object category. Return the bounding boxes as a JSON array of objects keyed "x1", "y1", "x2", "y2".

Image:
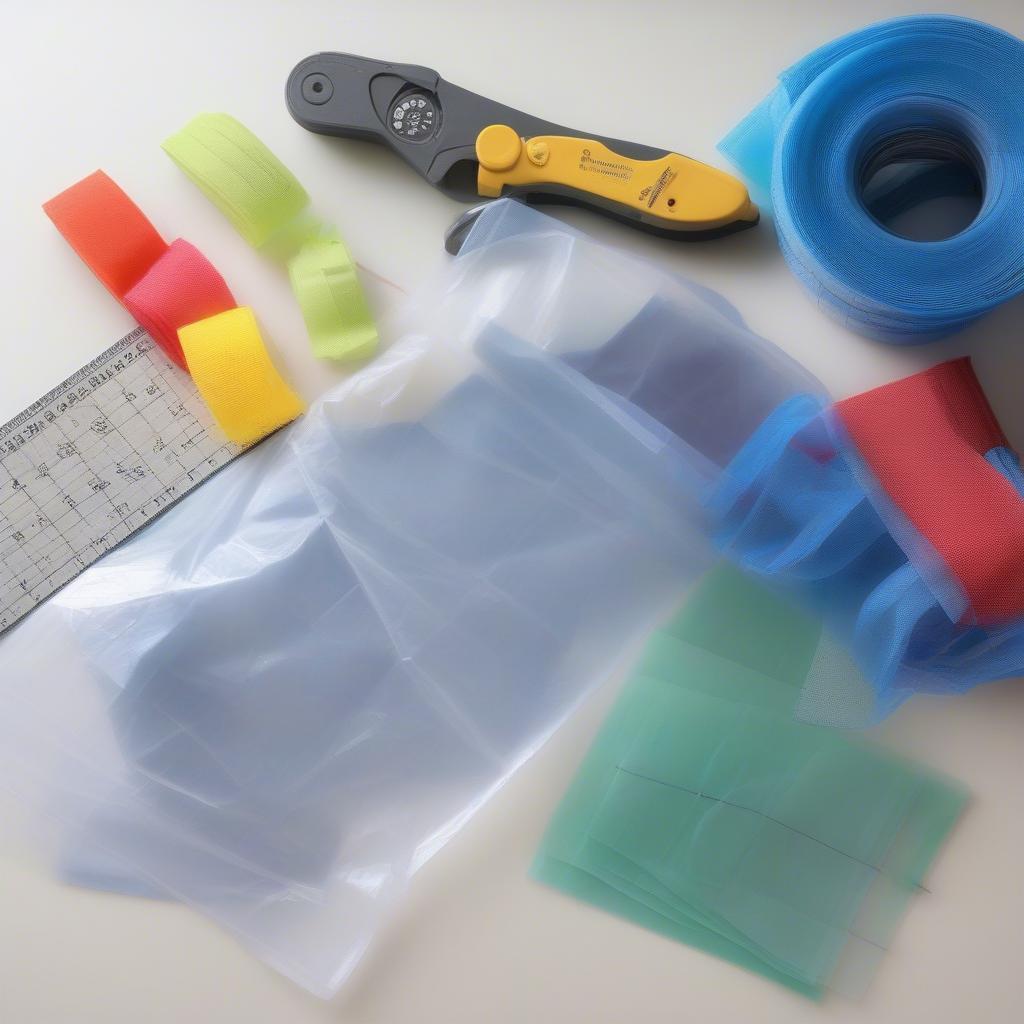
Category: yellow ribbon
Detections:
[{"x1": 180, "y1": 307, "x2": 306, "y2": 445}]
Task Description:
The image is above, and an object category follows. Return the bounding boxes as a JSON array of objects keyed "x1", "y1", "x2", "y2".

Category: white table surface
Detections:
[{"x1": 2, "y1": 1, "x2": 1023, "y2": 1021}]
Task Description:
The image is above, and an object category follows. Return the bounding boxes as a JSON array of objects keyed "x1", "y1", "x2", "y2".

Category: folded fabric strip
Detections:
[
  {"x1": 179, "y1": 308, "x2": 306, "y2": 446},
  {"x1": 534, "y1": 565, "x2": 967, "y2": 998},
  {"x1": 163, "y1": 113, "x2": 377, "y2": 361},
  {"x1": 835, "y1": 359, "x2": 1024, "y2": 624},
  {"x1": 44, "y1": 170, "x2": 234, "y2": 367},
  {"x1": 125, "y1": 240, "x2": 237, "y2": 368},
  {"x1": 708, "y1": 363, "x2": 1024, "y2": 722},
  {"x1": 44, "y1": 171, "x2": 305, "y2": 444},
  {"x1": 718, "y1": 15, "x2": 1024, "y2": 343}
]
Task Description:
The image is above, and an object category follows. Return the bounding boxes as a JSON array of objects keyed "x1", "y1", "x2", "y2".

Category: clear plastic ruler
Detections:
[{"x1": 0, "y1": 327, "x2": 242, "y2": 635}]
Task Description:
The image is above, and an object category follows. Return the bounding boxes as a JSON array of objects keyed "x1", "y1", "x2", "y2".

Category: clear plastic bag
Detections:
[{"x1": 0, "y1": 200, "x2": 821, "y2": 996}]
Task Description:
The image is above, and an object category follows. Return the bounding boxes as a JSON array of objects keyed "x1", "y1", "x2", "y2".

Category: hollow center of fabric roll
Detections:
[{"x1": 857, "y1": 126, "x2": 984, "y2": 242}]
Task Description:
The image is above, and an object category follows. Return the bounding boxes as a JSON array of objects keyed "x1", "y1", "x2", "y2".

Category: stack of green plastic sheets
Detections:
[{"x1": 533, "y1": 567, "x2": 967, "y2": 998}]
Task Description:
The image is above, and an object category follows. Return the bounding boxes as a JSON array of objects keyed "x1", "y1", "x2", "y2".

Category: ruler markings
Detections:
[{"x1": 0, "y1": 328, "x2": 244, "y2": 634}]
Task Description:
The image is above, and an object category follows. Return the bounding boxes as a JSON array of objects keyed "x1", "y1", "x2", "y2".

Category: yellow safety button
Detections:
[
  {"x1": 476, "y1": 124, "x2": 523, "y2": 172},
  {"x1": 527, "y1": 141, "x2": 550, "y2": 166}
]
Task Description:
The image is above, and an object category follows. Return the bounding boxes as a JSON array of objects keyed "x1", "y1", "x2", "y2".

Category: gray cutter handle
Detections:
[{"x1": 286, "y1": 52, "x2": 667, "y2": 200}]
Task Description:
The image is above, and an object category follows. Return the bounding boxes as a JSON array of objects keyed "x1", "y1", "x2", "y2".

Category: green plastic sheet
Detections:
[{"x1": 533, "y1": 566, "x2": 967, "y2": 998}]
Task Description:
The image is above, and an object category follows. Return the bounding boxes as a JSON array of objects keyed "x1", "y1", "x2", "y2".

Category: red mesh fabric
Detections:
[
  {"x1": 836, "y1": 358, "x2": 1024, "y2": 624},
  {"x1": 43, "y1": 170, "x2": 168, "y2": 299},
  {"x1": 44, "y1": 172, "x2": 236, "y2": 369},
  {"x1": 124, "y1": 240, "x2": 236, "y2": 368}
]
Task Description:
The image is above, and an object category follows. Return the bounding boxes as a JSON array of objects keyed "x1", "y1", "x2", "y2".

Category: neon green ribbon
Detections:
[{"x1": 163, "y1": 113, "x2": 378, "y2": 362}]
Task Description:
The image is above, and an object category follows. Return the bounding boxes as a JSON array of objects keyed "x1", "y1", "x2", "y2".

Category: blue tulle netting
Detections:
[{"x1": 719, "y1": 15, "x2": 1024, "y2": 343}]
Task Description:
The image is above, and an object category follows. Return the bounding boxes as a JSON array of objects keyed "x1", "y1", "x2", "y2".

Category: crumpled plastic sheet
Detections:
[
  {"x1": 0, "y1": 199, "x2": 1007, "y2": 994},
  {"x1": 0, "y1": 199, "x2": 822, "y2": 996},
  {"x1": 533, "y1": 565, "x2": 967, "y2": 998}
]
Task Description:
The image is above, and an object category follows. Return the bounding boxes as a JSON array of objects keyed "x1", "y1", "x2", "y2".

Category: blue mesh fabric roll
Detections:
[{"x1": 719, "y1": 16, "x2": 1024, "y2": 343}]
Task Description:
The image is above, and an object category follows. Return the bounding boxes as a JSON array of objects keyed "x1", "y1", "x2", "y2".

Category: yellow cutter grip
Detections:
[{"x1": 475, "y1": 124, "x2": 758, "y2": 237}]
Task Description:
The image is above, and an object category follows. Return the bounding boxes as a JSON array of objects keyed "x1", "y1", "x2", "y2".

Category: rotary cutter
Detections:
[{"x1": 286, "y1": 54, "x2": 758, "y2": 249}]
